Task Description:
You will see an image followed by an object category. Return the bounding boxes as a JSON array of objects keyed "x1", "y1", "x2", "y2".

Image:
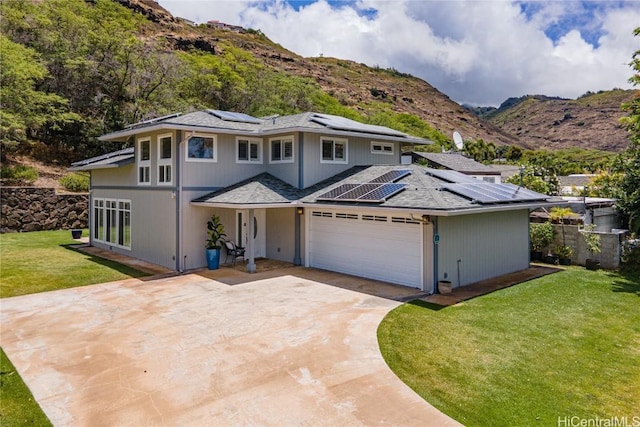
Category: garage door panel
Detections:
[{"x1": 309, "y1": 214, "x2": 422, "y2": 288}]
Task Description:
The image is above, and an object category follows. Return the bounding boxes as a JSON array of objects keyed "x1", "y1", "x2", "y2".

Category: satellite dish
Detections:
[{"x1": 453, "y1": 131, "x2": 464, "y2": 151}]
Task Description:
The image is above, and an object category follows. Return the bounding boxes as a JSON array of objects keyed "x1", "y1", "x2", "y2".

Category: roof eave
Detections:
[
  {"x1": 191, "y1": 201, "x2": 301, "y2": 209},
  {"x1": 68, "y1": 161, "x2": 133, "y2": 171}
]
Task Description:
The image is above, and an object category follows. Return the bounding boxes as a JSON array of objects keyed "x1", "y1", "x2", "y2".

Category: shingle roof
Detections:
[
  {"x1": 100, "y1": 110, "x2": 432, "y2": 144},
  {"x1": 408, "y1": 152, "x2": 498, "y2": 174},
  {"x1": 193, "y1": 164, "x2": 555, "y2": 211},
  {"x1": 69, "y1": 147, "x2": 134, "y2": 171}
]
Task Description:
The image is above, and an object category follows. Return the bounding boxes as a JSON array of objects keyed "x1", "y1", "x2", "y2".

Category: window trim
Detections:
[
  {"x1": 269, "y1": 135, "x2": 294, "y2": 164},
  {"x1": 185, "y1": 133, "x2": 217, "y2": 163},
  {"x1": 137, "y1": 137, "x2": 151, "y2": 185},
  {"x1": 93, "y1": 198, "x2": 131, "y2": 250},
  {"x1": 320, "y1": 136, "x2": 348, "y2": 164},
  {"x1": 157, "y1": 133, "x2": 173, "y2": 185},
  {"x1": 371, "y1": 141, "x2": 395, "y2": 155},
  {"x1": 236, "y1": 137, "x2": 263, "y2": 164}
]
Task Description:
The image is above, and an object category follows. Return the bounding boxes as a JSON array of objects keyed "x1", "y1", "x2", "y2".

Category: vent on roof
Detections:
[
  {"x1": 125, "y1": 112, "x2": 181, "y2": 129},
  {"x1": 207, "y1": 109, "x2": 262, "y2": 124}
]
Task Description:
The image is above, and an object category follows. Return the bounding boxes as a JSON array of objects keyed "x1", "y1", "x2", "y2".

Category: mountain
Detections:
[
  {"x1": 467, "y1": 91, "x2": 636, "y2": 152},
  {"x1": 112, "y1": 0, "x2": 520, "y2": 146}
]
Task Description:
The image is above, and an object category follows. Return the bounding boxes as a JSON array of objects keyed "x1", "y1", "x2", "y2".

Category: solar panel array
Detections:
[
  {"x1": 317, "y1": 170, "x2": 411, "y2": 203},
  {"x1": 368, "y1": 169, "x2": 411, "y2": 183},
  {"x1": 425, "y1": 168, "x2": 478, "y2": 183},
  {"x1": 207, "y1": 110, "x2": 262, "y2": 124},
  {"x1": 311, "y1": 113, "x2": 408, "y2": 137},
  {"x1": 443, "y1": 182, "x2": 548, "y2": 204}
]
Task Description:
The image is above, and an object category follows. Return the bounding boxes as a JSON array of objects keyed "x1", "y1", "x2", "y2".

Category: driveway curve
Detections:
[{"x1": 1, "y1": 267, "x2": 460, "y2": 426}]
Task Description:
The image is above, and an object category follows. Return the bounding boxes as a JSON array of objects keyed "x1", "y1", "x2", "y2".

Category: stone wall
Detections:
[
  {"x1": 1, "y1": 187, "x2": 88, "y2": 233},
  {"x1": 550, "y1": 224, "x2": 624, "y2": 270}
]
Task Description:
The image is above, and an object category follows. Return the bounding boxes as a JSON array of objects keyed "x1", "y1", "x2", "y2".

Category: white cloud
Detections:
[{"x1": 158, "y1": 0, "x2": 639, "y2": 106}]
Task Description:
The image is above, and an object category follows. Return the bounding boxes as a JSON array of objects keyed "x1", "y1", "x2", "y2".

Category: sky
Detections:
[{"x1": 157, "y1": 0, "x2": 640, "y2": 107}]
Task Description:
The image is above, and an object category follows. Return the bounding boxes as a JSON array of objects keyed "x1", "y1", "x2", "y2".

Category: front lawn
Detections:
[
  {"x1": 0, "y1": 229, "x2": 148, "y2": 298},
  {"x1": 378, "y1": 268, "x2": 640, "y2": 426}
]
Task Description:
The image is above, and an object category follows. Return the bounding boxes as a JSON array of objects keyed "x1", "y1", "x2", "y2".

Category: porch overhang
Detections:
[{"x1": 191, "y1": 201, "x2": 302, "y2": 210}]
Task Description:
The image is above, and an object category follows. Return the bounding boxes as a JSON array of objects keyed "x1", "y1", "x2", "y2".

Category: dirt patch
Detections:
[{"x1": 2, "y1": 155, "x2": 68, "y2": 188}]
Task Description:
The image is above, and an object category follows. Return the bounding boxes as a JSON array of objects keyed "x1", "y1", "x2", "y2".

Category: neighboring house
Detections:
[
  {"x1": 530, "y1": 197, "x2": 621, "y2": 232},
  {"x1": 72, "y1": 110, "x2": 558, "y2": 293},
  {"x1": 557, "y1": 174, "x2": 596, "y2": 195},
  {"x1": 405, "y1": 151, "x2": 502, "y2": 183},
  {"x1": 489, "y1": 164, "x2": 522, "y2": 181}
]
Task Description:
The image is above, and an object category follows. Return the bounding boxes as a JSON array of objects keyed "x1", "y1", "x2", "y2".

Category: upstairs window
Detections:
[
  {"x1": 270, "y1": 136, "x2": 294, "y2": 163},
  {"x1": 137, "y1": 138, "x2": 150, "y2": 185},
  {"x1": 321, "y1": 137, "x2": 347, "y2": 164},
  {"x1": 237, "y1": 137, "x2": 262, "y2": 163},
  {"x1": 157, "y1": 134, "x2": 173, "y2": 185},
  {"x1": 371, "y1": 141, "x2": 394, "y2": 155},
  {"x1": 186, "y1": 135, "x2": 216, "y2": 162}
]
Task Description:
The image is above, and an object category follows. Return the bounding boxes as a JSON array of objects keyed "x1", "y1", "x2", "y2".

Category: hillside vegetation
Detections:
[
  {"x1": 0, "y1": 0, "x2": 634, "y2": 180},
  {"x1": 468, "y1": 90, "x2": 636, "y2": 151}
]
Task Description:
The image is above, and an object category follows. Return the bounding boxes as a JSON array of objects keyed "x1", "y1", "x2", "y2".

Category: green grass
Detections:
[
  {"x1": 0, "y1": 349, "x2": 52, "y2": 427},
  {"x1": 378, "y1": 268, "x2": 640, "y2": 426},
  {"x1": 0, "y1": 229, "x2": 148, "y2": 298}
]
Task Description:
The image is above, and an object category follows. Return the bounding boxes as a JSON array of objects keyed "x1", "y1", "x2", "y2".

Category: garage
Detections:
[{"x1": 308, "y1": 209, "x2": 424, "y2": 288}]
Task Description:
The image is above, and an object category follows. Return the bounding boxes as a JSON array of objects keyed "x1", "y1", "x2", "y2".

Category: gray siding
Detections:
[
  {"x1": 301, "y1": 134, "x2": 401, "y2": 187},
  {"x1": 437, "y1": 210, "x2": 529, "y2": 287},
  {"x1": 266, "y1": 208, "x2": 296, "y2": 262},
  {"x1": 92, "y1": 165, "x2": 136, "y2": 187},
  {"x1": 264, "y1": 133, "x2": 300, "y2": 188},
  {"x1": 182, "y1": 133, "x2": 266, "y2": 188},
  {"x1": 91, "y1": 188, "x2": 176, "y2": 269}
]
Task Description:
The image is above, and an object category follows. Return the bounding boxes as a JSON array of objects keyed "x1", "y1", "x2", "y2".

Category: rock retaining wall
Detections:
[{"x1": 1, "y1": 187, "x2": 88, "y2": 233}]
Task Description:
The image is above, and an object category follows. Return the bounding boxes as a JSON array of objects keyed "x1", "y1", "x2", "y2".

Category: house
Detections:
[
  {"x1": 404, "y1": 151, "x2": 502, "y2": 183},
  {"x1": 557, "y1": 174, "x2": 596, "y2": 195},
  {"x1": 72, "y1": 110, "x2": 558, "y2": 293}
]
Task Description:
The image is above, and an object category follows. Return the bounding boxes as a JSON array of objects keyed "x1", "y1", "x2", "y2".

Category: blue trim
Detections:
[{"x1": 294, "y1": 209, "x2": 301, "y2": 265}]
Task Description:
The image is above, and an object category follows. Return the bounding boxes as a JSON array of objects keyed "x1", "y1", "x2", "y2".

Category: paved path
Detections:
[{"x1": 1, "y1": 268, "x2": 460, "y2": 426}]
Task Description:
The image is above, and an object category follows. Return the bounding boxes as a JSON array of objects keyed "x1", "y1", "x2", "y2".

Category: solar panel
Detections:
[
  {"x1": 336, "y1": 183, "x2": 384, "y2": 200},
  {"x1": 207, "y1": 110, "x2": 262, "y2": 124},
  {"x1": 368, "y1": 169, "x2": 411, "y2": 183},
  {"x1": 125, "y1": 112, "x2": 182, "y2": 129},
  {"x1": 359, "y1": 183, "x2": 407, "y2": 201},
  {"x1": 311, "y1": 113, "x2": 407, "y2": 137},
  {"x1": 317, "y1": 184, "x2": 360, "y2": 200},
  {"x1": 425, "y1": 168, "x2": 479, "y2": 183},
  {"x1": 443, "y1": 182, "x2": 548, "y2": 204}
]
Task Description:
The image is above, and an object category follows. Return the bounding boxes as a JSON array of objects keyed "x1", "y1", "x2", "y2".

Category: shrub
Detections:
[
  {"x1": 530, "y1": 222, "x2": 555, "y2": 252},
  {"x1": 0, "y1": 165, "x2": 39, "y2": 185},
  {"x1": 59, "y1": 173, "x2": 89, "y2": 192}
]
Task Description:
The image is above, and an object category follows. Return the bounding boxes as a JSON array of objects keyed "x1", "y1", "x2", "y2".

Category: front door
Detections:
[{"x1": 237, "y1": 209, "x2": 266, "y2": 258}]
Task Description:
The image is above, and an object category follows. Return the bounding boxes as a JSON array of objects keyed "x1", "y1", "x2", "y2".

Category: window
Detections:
[
  {"x1": 270, "y1": 136, "x2": 294, "y2": 163},
  {"x1": 93, "y1": 198, "x2": 131, "y2": 249},
  {"x1": 371, "y1": 141, "x2": 394, "y2": 155},
  {"x1": 321, "y1": 137, "x2": 347, "y2": 163},
  {"x1": 158, "y1": 134, "x2": 172, "y2": 185},
  {"x1": 236, "y1": 137, "x2": 262, "y2": 163},
  {"x1": 137, "y1": 138, "x2": 150, "y2": 184},
  {"x1": 186, "y1": 135, "x2": 216, "y2": 162}
]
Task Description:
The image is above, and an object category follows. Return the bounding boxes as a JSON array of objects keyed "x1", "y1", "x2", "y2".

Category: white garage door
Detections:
[{"x1": 309, "y1": 210, "x2": 423, "y2": 288}]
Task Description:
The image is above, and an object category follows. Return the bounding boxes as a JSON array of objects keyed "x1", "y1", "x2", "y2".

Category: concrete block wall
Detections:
[
  {"x1": 551, "y1": 224, "x2": 622, "y2": 269},
  {"x1": 0, "y1": 187, "x2": 88, "y2": 233}
]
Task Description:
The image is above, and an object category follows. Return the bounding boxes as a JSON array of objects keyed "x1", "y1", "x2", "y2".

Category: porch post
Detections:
[{"x1": 247, "y1": 208, "x2": 256, "y2": 273}]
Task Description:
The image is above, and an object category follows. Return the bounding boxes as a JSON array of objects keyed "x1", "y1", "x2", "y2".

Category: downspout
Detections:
[
  {"x1": 433, "y1": 216, "x2": 439, "y2": 294},
  {"x1": 293, "y1": 132, "x2": 304, "y2": 265},
  {"x1": 176, "y1": 130, "x2": 183, "y2": 272},
  {"x1": 89, "y1": 173, "x2": 93, "y2": 246}
]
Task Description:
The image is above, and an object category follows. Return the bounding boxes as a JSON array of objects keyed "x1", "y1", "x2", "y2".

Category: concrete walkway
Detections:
[{"x1": 0, "y1": 268, "x2": 460, "y2": 426}]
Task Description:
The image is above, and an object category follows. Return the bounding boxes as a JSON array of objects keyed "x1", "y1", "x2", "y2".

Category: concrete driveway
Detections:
[{"x1": 1, "y1": 267, "x2": 460, "y2": 426}]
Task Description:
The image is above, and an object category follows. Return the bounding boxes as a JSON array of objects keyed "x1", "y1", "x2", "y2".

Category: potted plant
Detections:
[
  {"x1": 556, "y1": 244, "x2": 573, "y2": 266},
  {"x1": 580, "y1": 224, "x2": 601, "y2": 270},
  {"x1": 529, "y1": 222, "x2": 555, "y2": 261},
  {"x1": 205, "y1": 214, "x2": 226, "y2": 270}
]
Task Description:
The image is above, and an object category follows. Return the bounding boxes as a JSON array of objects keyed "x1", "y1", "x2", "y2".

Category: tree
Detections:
[{"x1": 616, "y1": 27, "x2": 640, "y2": 234}]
